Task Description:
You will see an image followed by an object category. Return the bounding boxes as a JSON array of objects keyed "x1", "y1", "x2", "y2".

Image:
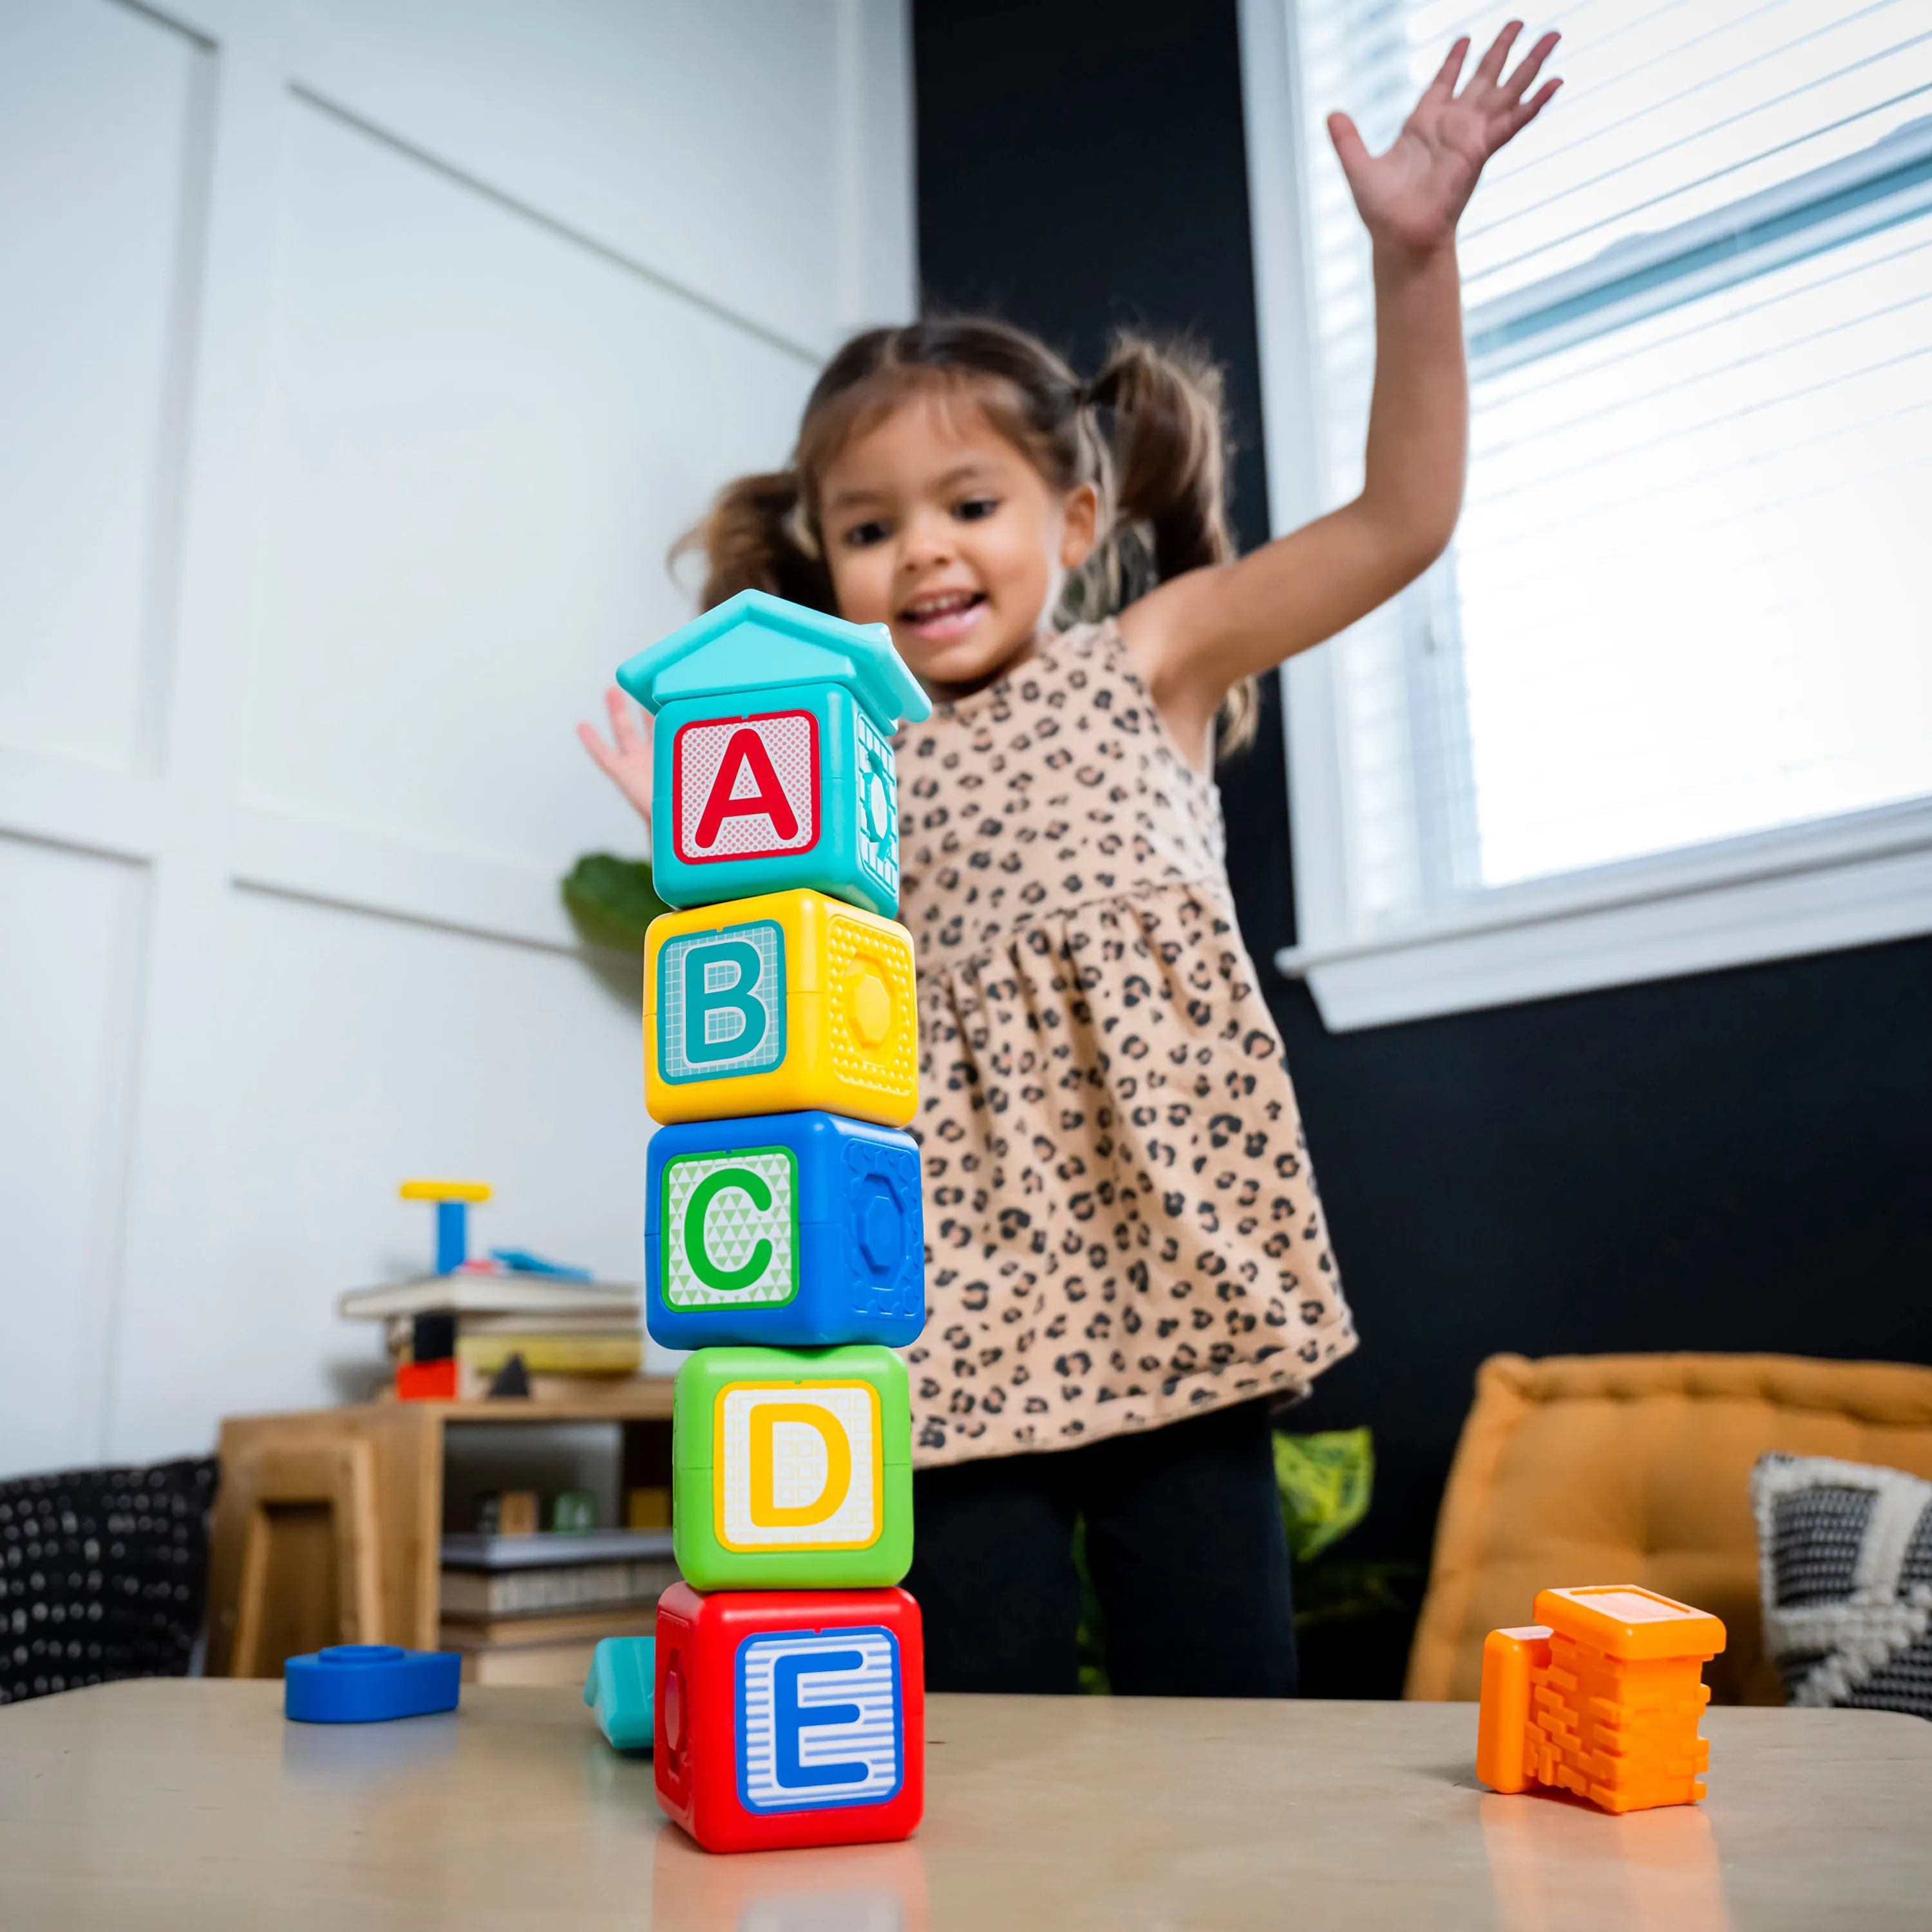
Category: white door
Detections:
[{"x1": 0, "y1": 0, "x2": 914, "y2": 1472}]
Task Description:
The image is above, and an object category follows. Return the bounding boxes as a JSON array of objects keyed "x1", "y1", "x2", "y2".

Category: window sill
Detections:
[{"x1": 1274, "y1": 799, "x2": 1932, "y2": 1032}]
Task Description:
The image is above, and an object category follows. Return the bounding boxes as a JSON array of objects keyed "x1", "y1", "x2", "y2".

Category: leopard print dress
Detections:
[{"x1": 898, "y1": 620, "x2": 1356, "y2": 1467}]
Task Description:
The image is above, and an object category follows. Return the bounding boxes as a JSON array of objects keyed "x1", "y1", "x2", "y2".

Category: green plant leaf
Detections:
[
  {"x1": 1274, "y1": 1426, "x2": 1374, "y2": 1564},
  {"x1": 562, "y1": 853, "x2": 667, "y2": 951},
  {"x1": 1291, "y1": 1558, "x2": 1424, "y2": 1634},
  {"x1": 1072, "y1": 1512, "x2": 1111, "y2": 1695}
]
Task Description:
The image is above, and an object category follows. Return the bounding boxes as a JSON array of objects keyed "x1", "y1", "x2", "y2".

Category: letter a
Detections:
[{"x1": 695, "y1": 728, "x2": 798, "y2": 849}]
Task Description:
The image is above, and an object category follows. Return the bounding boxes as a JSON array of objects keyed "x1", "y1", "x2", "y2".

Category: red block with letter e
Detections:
[{"x1": 654, "y1": 1580, "x2": 925, "y2": 1853}]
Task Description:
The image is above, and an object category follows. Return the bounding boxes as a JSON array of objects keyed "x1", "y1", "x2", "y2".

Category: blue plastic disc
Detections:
[{"x1": 285, "y1": 1643, "x2": 462, "y2": 1723}]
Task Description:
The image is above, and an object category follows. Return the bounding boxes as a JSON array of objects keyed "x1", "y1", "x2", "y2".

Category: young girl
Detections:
[{"x1": 583, "y1": 26, "x2": 1560, "y2": 1695}]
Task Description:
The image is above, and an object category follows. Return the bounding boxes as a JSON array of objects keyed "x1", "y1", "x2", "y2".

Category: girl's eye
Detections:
[
  {"x1": 841, "y1": 520, "x2": 890, "y2": 549},
  {"x1": 954, "y1": 497, "x2": 999, "y2": 523}
]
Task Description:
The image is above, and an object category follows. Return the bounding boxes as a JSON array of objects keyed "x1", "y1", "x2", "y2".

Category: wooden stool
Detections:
[{"x1": 227, "y1": 1441, "x2": 384, "y2": 1677}]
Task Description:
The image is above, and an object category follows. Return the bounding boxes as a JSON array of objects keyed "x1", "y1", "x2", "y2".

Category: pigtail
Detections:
[
  {"x1": 1090, "y1": 335, "x2": 1232, "y2": 579},
  {"x1": 1087, "y1": 334, "x2": 1260, "y2": 755},
  {"x1": 672, "y1": 469, "x2": 835, "y2": 616}
]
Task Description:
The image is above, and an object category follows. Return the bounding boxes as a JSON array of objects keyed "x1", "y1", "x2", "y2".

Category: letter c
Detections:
[{"x1": 684, "y1": 1166, "x2": 772, "y2": 1291}]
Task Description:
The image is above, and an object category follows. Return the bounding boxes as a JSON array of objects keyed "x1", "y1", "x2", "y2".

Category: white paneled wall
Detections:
[
  {"x1": 0, "y1": 838, "x2": 148, "y2": 1473},
  {"x1": 0, "y1": 1, "x2": 207, "y2": 770},
  {"x1": 240, "y1": 96, "x2": 816, "y2": 871},
  {"x1": 0, "y1": 0, "x2": 915, "y2": 1474}
]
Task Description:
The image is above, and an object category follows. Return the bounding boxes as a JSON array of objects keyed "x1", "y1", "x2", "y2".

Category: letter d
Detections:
[{"x1": 748, "y1": 1404, "x2": 851, "y2": 1528}]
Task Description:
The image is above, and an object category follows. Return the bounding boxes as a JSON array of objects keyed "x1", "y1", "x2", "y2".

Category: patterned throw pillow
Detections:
[
  {"x1": 0, "y1": 1459, "x2": 218, "y2": 1705},
  {"x1": 1752, "y1": 1452, "x2": 1932, "y2": 1717}
]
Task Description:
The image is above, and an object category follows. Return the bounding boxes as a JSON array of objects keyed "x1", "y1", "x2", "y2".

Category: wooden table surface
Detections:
[{"x1": 1, "y1": 1680, "x2": 1927, "y2": 1929}]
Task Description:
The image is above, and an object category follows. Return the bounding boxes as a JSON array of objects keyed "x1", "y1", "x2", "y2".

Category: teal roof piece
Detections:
[
  {"x1": 615, "y1": 589, "x2": 931, "y2": 730},
  {"x1": 583, "y1": 1636, "x2": 654, "y2": 1752}
]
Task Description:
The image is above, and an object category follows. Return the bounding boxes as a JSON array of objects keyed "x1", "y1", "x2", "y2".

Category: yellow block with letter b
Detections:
[{"x1": 643, "y1": 889, "x2": 918, "y2": 1129}]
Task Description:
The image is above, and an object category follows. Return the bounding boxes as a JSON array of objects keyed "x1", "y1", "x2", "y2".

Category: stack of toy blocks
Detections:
[
  {"x1": 616, "y1": 590, "x2": 933, "y2": 1854},
  {"x1": 1477, "y1": 1586, "x2": 1727, "y2": 1815}
]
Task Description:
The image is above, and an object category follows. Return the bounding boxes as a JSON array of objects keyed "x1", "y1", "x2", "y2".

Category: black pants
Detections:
[{"x1": 905, "y1": 1398, "x2": 1297, "y2": 1697}]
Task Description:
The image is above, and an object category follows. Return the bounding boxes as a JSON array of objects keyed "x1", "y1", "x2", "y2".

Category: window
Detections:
[{"x1": 1241, "y1": 0, "x2": 1932, "y2": 1027}]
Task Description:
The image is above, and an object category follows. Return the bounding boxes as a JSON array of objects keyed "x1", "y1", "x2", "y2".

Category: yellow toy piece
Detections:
[
  {"x1": 1477, "y1": 1585, "x2": 1726, "y2": 1815},
  {"x1": 398, "y1": 1179, "x2": 493, "y2": 1202},
  {"x1": 643, "y1": 887, "x2": 918, "y2": 1129}
]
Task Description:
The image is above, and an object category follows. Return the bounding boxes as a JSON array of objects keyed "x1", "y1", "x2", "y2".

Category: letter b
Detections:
[{"x1": 684, "y1": 939, "x2": 766, "y2": 1065}]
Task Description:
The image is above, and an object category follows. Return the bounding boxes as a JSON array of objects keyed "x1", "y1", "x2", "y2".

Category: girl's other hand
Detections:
[
  {"x1": 1328, "y1": 22, "x2": 1561, "y2": 256},
  {"x1": 578, "y1": 686, "x2": 655, "y2": 830}
]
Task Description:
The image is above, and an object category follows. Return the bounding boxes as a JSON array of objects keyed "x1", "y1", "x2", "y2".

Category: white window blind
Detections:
[{"x1": 1260, "y1": 0, "x2": 1932, "y2": 1021}]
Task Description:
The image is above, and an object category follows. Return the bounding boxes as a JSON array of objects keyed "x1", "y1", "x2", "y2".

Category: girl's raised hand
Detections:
[
  {"x1": 577, "y1": 685, "x2": 655, "y2": 830},
  {"x1": 1328, "y1": 22, "x2": 1560, "y2": 254}
]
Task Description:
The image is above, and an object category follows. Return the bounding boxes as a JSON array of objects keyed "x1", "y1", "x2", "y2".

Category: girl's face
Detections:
[{"x1": 817, "y1": 390, "x2": 1098, "y2": 697}]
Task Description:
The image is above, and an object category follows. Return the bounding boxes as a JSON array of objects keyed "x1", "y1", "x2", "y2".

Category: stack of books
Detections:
[
  {"x1": 438, "y1": 1528, "x2": 678, "y2": 1685},
  {"x1": 337, "y1": 1274, "x2": 643, "y2": 1400}
]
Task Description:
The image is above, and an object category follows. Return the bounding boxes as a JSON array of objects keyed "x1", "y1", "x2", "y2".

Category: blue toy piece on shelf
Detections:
[
  {"x1": 399, "y1": 1179, "x2": 492, "y2": 1274},
  {"x1": 284, "y1": 1644, "x2": 460, "y2": 1723},
  {"x1": 584, "y1": 1635, "x2": 656, "y2": 1752},
  {"x1": 614, "y1": 589, "x2": 931, "y2": 919},
  {"x1": 488, "y1": 1247, "x2": 593, "y2": 1280},
  {"x1": 645, "y1": 1110, "x2": 925, "y2": 1351}
]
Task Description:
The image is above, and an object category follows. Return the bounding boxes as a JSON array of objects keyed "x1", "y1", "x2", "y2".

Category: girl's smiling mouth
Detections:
[{"x1": 900, "y1": 588, "x2": 988, "y2": 640}]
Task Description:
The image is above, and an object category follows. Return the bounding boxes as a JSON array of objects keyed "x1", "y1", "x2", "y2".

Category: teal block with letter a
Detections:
[
  {"x1": 649, "y1": 681, "x2": 901, "y2": 916},
  {"x1": 613, "y1": 589, "x2": 930, "y2": 919}
]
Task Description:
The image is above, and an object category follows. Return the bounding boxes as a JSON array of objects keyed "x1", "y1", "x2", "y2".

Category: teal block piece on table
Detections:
[
  {"x1": 584, "y1": 1635, "x2": 655, "y2": 1752},
  {"x1": 672, "y1": 1344, "x2": 913, "y2": 1593},
  {"x1": 614, "y1": 589, "x2": 931, "y2": 918}
]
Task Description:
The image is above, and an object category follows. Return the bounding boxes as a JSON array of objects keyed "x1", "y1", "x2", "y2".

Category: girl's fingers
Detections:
[
  {"x1": 1501, "y1": 75, "x2": 1562, "y2": 141},
  {"x1": 604, "y1": 683, "x2": 639, "y2": 750},
  {"x1": 577, "y1": 720, "x2": 618, "y2": 773},
  {"x1": 1327, "y1": 110, "x2": 1372, "y2": 184},
  {"x1": 1470, "y1": 20, "x2": 1522, "y2": 91},
  {"x1": 1422, "y1": 35, "x2": 1470, "y2": 107},
  {"x1": 1499, "y1": 30, "x2": 1560, "y2": 106}
]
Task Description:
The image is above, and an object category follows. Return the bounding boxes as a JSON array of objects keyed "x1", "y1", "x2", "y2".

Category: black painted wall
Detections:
[{"x1": 912, "y1": 0, "x2": 1932, "y2": 1694}]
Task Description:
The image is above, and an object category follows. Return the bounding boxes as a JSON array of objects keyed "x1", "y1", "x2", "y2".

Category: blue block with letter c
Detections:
[{"x1": 644, "y1": 1110, "x2": 925, "y2": 1352}]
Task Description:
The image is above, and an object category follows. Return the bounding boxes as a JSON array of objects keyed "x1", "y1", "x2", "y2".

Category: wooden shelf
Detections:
[
  {"x1": 206, "y1": 1381, "x2": 677, "y2": 1676},
  {"x1": 375, "y1": 1383, "x2": 676, "y2": 1422}
]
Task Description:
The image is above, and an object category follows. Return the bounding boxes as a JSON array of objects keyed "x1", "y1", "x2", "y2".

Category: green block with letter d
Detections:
[{"x1": 670, "y1": 1344, "x2": 913, "y2": 1591}]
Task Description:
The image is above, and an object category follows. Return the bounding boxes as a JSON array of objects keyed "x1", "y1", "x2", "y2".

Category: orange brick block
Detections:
[{"x1": 1476, "y1": 1586, "x2": 1725, "y2": 1815}]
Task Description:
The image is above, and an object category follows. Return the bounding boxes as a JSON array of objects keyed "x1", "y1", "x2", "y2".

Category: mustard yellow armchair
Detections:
[{"x1": 1406, "y1": 1352, "x2": 1932, "y2": 1706}]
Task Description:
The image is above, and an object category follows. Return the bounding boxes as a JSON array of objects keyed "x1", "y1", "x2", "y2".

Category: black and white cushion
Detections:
[
  {"x1": 0, "y1": 1459, "x2": 217, "y2": 1705},
  {"x1": 1752, "y1": 1452, "x2": 1932, "y2": 1718}
]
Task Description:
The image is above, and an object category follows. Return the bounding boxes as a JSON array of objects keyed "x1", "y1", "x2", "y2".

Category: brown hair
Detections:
[{"x1": 676, "y1": 316, "x2": 1259, "y2": 753}]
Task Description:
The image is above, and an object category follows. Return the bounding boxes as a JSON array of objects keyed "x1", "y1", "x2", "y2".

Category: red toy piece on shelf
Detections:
[
  {"x1": 395, "y1": 1358, "x2": 458, "y2": 1401},
  {"x1": 654, "y1": 1580, "x2": 923, "y2": 1853}
]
